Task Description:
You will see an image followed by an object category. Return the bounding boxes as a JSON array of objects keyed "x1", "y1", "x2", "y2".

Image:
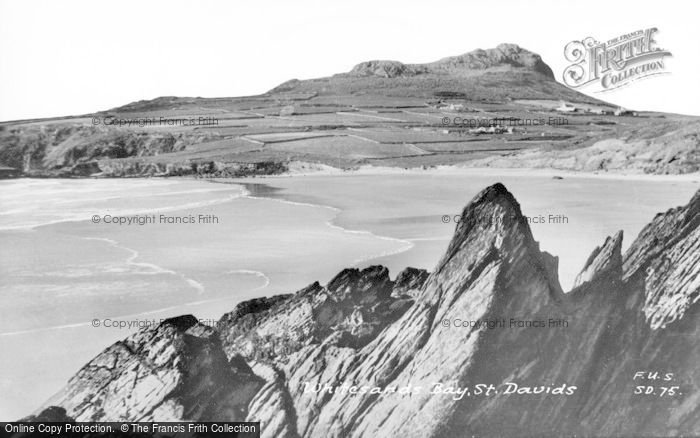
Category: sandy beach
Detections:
[
  {"x1": 0, "y1": 177, "x2": 413, "y2": 419},
  {"x1": 231, "y1": 167, "x2": 700, "y2": 290},
  {"x1": 0, "y1": 169, "x2": 698, "y2": 419}
]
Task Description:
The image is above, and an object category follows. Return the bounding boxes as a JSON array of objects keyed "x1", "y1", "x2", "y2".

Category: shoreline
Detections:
[
  {"x1": 270, "y1": 163, "x2": 700, "y2": 182},
  {"x1": 232, "y1": 180, "x2": 416, "y2": 268},
  {"x1": 221, "y1": 171, "x2": 700, "y2": 289},
  {"x1": 0, "y1": 177, "x2": 418, "y2": 418},
  {"x1": 2, "y1": 171, "x2": 698, "y2": 331},
  {"x1": 0, "y1": 177, "x2": 415, "y2": 336},
  {"x1": 4, "y1": 162, "x2": 700, "y2": 184}
]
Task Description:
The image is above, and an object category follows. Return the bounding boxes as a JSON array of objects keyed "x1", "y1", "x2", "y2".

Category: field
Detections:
[{"x1": 1, "y1": 76, "x2": 698, "y2": 176}]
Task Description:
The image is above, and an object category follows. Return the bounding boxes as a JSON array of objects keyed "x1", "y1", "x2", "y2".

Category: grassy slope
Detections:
[{"x1": 0, "y1": 48, "x2": 697, "y2": 176}]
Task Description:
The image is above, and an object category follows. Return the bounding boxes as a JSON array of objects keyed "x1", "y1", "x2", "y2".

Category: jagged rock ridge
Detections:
[{"x1": 28, "y1": 184, "x2": 700, "y2": 437}]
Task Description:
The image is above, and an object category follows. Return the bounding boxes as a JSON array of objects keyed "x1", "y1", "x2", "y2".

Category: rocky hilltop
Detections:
[
  {"x1": 26, "y1": 184, "x2": 700, "y2": 437},
  {"x1": 2, "y1": 43, "x2": 697, "y2": 178},
  {"x1": 274, "y1": 43, "x2": 577, "y2": 100},
  {"x1": 346, "y1": 44, "x2": 554, "y2": 79}
]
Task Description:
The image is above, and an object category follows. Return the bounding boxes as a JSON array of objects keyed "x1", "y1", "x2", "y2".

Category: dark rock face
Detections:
[
  {"x1": 392, "y1": 267, "x2": 429, "y2": 298},
  {"x1": 0, "y1": 124, "x2": 202, "y2": 173},
  {"x1": 218, "y1": 265, "x2": 417, "y2": 361},
  {"x1": 0, "y1": 123, "x2": 291, "y2": 177},
  {"x1": 21, "y1": 406, "x2": 74, "y2": 422},
  {"x1": 31, "y1": 184, "x2": 700, "y2": 437},
  {"x1": 40, "y1": 315, "x2": 263, "y2": 421}
]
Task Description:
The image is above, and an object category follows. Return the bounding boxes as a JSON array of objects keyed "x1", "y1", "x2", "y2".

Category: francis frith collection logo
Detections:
[{"x1": 563, "y1": 28, "x2": 672, "y2": 92}]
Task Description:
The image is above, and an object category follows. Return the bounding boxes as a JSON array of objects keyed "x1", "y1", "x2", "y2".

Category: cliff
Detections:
[
  {"x1": 467, "y1": 123, "x2": 700, "y2": 174},
  {"x1": 0, "y1": 123, "x2": 289, "y2": 177},
  {"x1": 27, "y1": 184, "x2": 700, "y2": 437}
]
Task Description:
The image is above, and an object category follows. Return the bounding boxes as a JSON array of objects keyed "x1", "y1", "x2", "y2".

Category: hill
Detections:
[{"x1": 0, "y1": 43, "x2": 698, "y2": 178}]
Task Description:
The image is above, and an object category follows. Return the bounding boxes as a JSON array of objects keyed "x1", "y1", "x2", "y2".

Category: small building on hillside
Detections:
[
  {"x1": 556, "y1": 101, "x2": 577, "y2": 113},
  {"x1": 614, "y1": 107, "x2": 637, "y2": 116}
]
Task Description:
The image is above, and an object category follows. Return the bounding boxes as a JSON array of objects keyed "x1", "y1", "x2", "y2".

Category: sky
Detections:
[{"x1": 0, "y1": 0, "x2": 698, "y2": 121}]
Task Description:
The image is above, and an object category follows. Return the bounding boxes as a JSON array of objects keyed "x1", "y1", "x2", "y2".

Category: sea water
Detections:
[{"x1": 0, "y1": 177, "x2": 407, "y2": 419}]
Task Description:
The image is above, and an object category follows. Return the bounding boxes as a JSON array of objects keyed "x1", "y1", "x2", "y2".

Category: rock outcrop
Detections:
[
  {"x1": 347, "y1": 44, "x2": 554, "y2": 79},
  {"x1": 571, "y1": 230, "x2": 623, "y2": 289},
  {"x1": 623, "y1": 189, "x2": 700, "y2": 329},
  {"x1": 428, "y1": 43, "x2": 553, "y2": 77},
  {"x1": 349, "y1": 61, "x2": 427, "y2": 79},
  {"x1": 28, "y1": 184, "x2": 700, "y2": 437},
  {"x1": 41, "y1": 316, "x2": 263, "y2": 422},
  {"x1": 271, "y1": 44, "x2": 598, "y2": 104}
]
